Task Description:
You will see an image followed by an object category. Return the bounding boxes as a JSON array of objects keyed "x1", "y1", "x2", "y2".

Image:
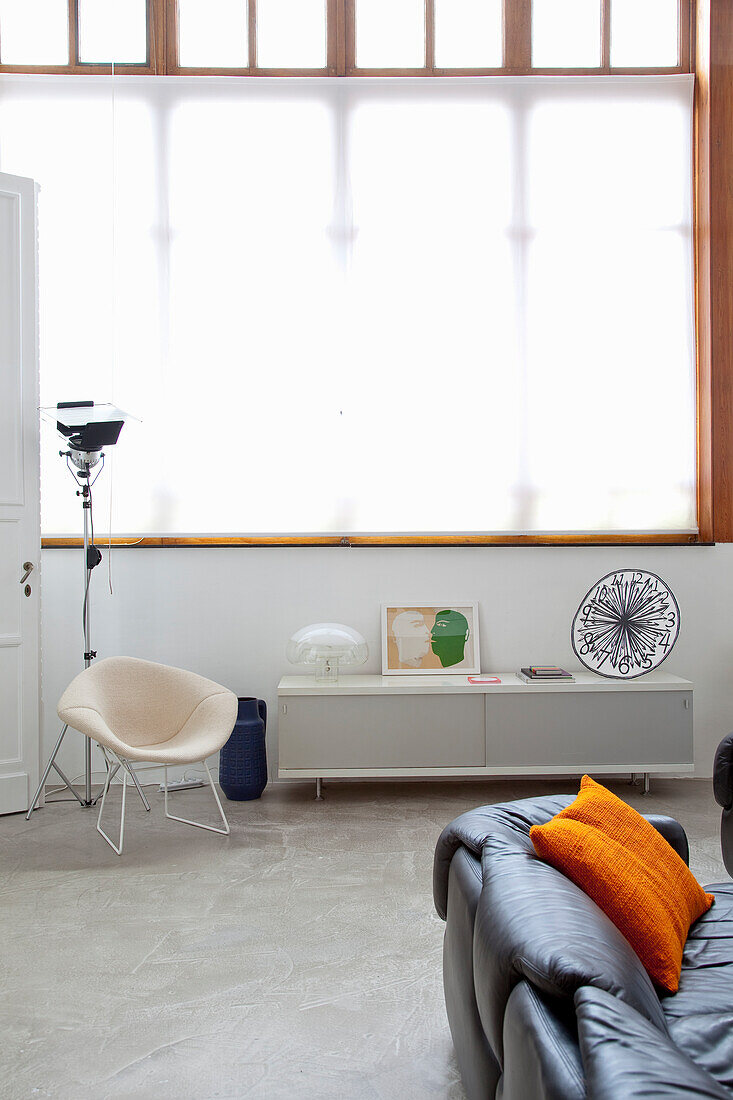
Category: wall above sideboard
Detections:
[{"x1": 40, "y1": 543, "x2": 733, "y2": 784}]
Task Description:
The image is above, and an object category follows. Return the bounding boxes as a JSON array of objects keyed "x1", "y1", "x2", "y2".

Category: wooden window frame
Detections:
[
  {"x1": 1, "y1": 0, "x2": 728, "y2": 548},
  {"x1": 346, "y1": 0, "x2": 692, "y2": 76},
  {"x1": 0, "y1": 0, "x2": 692, "y2": 77},
  {"x1": 694, "y1": 0, "x2": 732, "y2": 545},
  {"x1": 0, "y1": 0, "x2": 159, "y2": 74}
]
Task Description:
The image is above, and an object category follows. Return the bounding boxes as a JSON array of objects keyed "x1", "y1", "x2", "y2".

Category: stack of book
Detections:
[{"x1": 517, "y1": 666, "x2": 576, "y2": 684}]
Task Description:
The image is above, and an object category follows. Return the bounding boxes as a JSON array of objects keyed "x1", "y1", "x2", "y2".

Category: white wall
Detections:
[{"x1": 40, "y1": 543, "x2": 733, "y2": 785}]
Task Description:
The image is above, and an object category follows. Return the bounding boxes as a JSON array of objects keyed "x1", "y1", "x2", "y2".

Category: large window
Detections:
[
  {"x1": 0, "y1": 0, "x2": 690, "y2": 75},
  {"x1": 0, "y1": 1, "x2": 704, "y2": 543},
  {"x1": 0, "y1": 74, "x2": 695, "y2": 538}
]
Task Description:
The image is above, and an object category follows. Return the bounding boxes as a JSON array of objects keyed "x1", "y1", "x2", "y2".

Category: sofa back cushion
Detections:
[
  {"x1": 662, "y1": 881, "x2": 733, "y2": 1092},
  {"x1": 575, "y1": 986, "x2": 731, "y2": 1099}
]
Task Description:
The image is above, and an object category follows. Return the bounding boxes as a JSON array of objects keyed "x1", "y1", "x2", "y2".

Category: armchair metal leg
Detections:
[
  {"x1": 92, "y1": 745, "x2": 150, "y2": 812},
  {"x1": 163, "y1": 760, "x2": 230, "y2": 836},
  {"x1": 96, "y1": 750, "x2": 128, "y2": 856},
  {"x1": 126, "y1": 759, "x2": 151, "y2": 812}
]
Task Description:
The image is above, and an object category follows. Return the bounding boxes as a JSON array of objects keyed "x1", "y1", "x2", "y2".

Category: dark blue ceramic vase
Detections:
[{"x1": 219, "y1": 697, "x2": 268, "y2": 801}]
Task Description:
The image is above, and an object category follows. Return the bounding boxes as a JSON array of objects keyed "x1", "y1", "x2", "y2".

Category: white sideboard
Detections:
[{"x1": 277, "y1": 672, "x2": 693, "y2": 797}]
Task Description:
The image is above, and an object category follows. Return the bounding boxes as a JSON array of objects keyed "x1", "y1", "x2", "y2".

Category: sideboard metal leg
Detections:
[
  {"x1": 315, "y1": 778, "x2": 324, "y2": 801},
  {"x1": 642, "y1": 772, "x2": 650, "y2": 796},
  {"x1": 629, "y1": 773, "x2": 637, "y2": 784}
]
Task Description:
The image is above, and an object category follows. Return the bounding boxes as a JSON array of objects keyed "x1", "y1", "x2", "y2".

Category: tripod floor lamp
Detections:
[{"x1": 27, "y1": 402, "x2": 148, "y2": 818}]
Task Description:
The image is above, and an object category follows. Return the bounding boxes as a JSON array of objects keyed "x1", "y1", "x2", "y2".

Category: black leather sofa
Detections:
[
  {"x1": 714, "y1": 733, "x2": 733, "y2": 877},
  {"x1": 433, "y1": 795, "x2": 733, "y2": 1099}
]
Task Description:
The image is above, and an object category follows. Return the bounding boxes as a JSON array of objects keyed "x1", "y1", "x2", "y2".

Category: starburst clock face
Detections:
[{"x1": 571, "y1": 570, "x2": 680, "y2": 679}]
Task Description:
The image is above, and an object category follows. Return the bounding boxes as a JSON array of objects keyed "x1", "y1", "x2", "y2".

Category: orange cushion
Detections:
[{"x1": 530, "y1": 775, "x2": 714, "y2": 993}]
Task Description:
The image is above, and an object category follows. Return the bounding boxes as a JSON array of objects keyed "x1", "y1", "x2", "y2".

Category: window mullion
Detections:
[
  {"x1": 679, "y1": 0, "x2": 691, "y2": 69},
  {"x1": 504, "y1": 0, "x2": 531, "y2": 70},
  {"x1": 248, "y1": 0, "x2": 257, "y2": 68},
  {"x1": 327, "y1": 0, "x2": 344, "y2": 74},
  {"x1": 426, "y1": 0, "x2": 435, "y2": 70},
  {"x1": 69, "y1": 0, "x2": 79, "y2": 65},
  {"x1": 601, "y1": 0, "x2": 610, "y2": 69},
  {"x1": 344, "y1": 0, "x2": 355, "y2": 72},
  {"x1": 149, "y1": 0, "x2": 166, "y2": 72},
  {"x1": 164, "y1": 0, "x2": 177, "y2": 72}
]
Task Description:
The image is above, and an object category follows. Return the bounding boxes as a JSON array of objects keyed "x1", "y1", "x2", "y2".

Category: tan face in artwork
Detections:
[{"x1": 391, "y1": 611, "x2": 431, "y2": 667}]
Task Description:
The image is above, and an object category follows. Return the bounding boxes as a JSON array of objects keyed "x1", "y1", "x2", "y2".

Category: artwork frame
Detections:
[{"x1": 381, "y1": 603, "x2": 481, "y2": 676}]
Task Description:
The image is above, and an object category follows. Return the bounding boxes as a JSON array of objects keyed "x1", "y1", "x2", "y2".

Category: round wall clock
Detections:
[{"x1": 571, "y1": 569, "x2": 680, "y2": 679}]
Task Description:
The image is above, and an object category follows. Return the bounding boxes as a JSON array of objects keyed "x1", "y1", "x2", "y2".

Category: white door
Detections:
[{"x1": 0, "y1": 171, "x2": 40, "y2": 815}]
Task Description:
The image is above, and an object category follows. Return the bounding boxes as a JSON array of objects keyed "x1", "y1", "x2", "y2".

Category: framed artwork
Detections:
[{"x1": 382, "y1": 603, "x2": 480, "y2": 675}]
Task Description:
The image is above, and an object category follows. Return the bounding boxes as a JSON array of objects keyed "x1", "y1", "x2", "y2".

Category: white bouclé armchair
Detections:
[{"x1": 58, "y1": 656, "x2": 238, "y2": 854}]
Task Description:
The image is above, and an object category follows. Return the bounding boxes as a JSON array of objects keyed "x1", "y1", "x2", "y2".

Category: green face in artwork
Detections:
[{"x1": 430, "y1": 610, "x2": 470, "y2": 668}]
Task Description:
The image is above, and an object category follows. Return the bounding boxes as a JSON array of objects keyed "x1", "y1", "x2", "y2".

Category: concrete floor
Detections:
[{"x1": 1, "y1": 777, "x2": 727, "y2": 1100}]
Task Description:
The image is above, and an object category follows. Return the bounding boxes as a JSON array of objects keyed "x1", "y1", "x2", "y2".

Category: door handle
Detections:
[{"x1": 20, "y1": 562, "x2": 33, "y2": 584}]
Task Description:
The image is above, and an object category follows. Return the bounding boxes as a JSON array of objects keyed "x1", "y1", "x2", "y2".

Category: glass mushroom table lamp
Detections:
[{"x1": 286, "y1": 623, "x2": 368, "y2": 683}]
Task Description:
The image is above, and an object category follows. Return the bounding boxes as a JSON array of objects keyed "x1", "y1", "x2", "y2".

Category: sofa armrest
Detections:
[
  {"x1": 433, "y1": 795, "x2": 574, "y2": 920},
  {"x1": 575, "y1": 987, "x2": 731, "y2": 1099},
  {"x1": 642, "y1": 814, "x2": 690, "y2": 865},
  {"x1": 713, "y1": 733, "x2": 733, "y2": 810}
]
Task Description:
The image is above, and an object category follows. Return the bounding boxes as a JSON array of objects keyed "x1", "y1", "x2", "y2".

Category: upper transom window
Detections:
[{"x1": 0, "y1": 0, "x2": 689, "y2": 75}]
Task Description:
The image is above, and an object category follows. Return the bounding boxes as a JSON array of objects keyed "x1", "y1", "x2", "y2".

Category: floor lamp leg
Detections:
[{"x1": 26, "y1": 724, "x2": 84, "y2": 819}]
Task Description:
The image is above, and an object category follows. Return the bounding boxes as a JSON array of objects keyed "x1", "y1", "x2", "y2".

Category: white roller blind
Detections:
[{"x1": 0, "y1": 74, "x2": 696, "y2": 536}]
